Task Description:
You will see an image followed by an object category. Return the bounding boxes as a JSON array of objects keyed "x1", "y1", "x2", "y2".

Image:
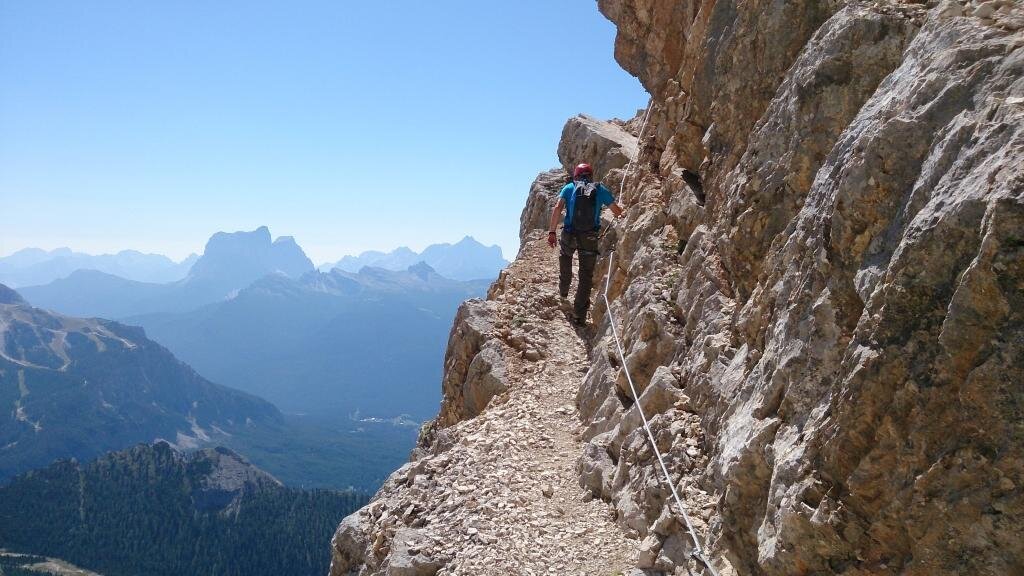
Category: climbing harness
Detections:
[{"x1": 602, "y1": 97, "x2": 720, "y2": 576}]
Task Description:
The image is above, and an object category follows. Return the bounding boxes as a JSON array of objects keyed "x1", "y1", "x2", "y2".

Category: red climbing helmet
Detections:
[{"x1": 573, "y1": 163, "x2": 593, "y2": 179}]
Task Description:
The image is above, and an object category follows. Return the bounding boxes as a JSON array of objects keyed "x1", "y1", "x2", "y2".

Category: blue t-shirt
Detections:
[{"x1": 559, "y1": 181, "x2": 615, "y2": 231}]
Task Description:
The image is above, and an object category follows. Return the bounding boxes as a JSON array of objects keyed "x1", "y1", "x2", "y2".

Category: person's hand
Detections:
[{"x1": 547, "y1": 231, "x2": 557, "y2": 248}]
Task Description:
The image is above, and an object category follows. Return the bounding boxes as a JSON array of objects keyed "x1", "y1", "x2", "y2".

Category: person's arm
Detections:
[
  {"x1": 548, "y1": 198, "x2": 565, "y2": 247},
  {"x1": 598, "y1": 184, "x2": 624, "y2": 219}
]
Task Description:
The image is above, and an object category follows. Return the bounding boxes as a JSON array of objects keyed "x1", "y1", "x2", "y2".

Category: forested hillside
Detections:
[{"x1": 0, "y1": 443, "x2": 367, "y2": 576}]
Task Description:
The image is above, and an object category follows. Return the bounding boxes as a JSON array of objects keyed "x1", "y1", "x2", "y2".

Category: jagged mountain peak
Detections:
[
  {"x1": 184, "y1": 226, "x2": 314, "y2": 291},
  {"x1": 17, "y1": 228, "x2": 314, "y2": 318},
  {"x1": 194, "y1": 227, "x2": 270, "y2": 264},
  {"x1": 205, "y1": 225, "x2": 270, "y2": 245},
  {"x1": 328, "y1": 236, "x2": 507, "y2": 281}
]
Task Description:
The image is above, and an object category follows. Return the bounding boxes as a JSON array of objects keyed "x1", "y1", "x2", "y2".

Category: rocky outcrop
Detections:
[
  {"x1": 518, "y1": 169, "x2": 566, "y2": 248},
  {"x1": 558, "y1": 114, "x2": 639, "y2": 180},
  {"x1": 432, "y1": 299, "x2": 506, "y2": 430},
  {"x1": 191, "y1": 446, "x2": 282, "y2": 512},
  {"x1": 332, "y1": 1, "x2": 1023, "y2": 574}
]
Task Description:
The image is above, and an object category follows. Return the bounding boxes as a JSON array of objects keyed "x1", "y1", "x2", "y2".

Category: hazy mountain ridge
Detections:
[
  {"x1": 0, "y1": 247, "x2": 197, "y2": 288},
  {"x1": 311, "y1": 262, "x2": 491, "y2": 297},
  {"x1": 16, "y1": 269, "x2": 176, "y2": 318},
  {"x1": 16, "y1": 229, "x2": 503, "y2": 320},
  {"x1": 132, "y1": 263, "x2": 489, "y2": 419},
  {"x1": 0, "y1": 442, "x2": 367, "y2": 576},
  {"x1": 0, "y1": 288, "x2": 284, "y2": 480},
  {"x1": 1, "y1": 281, "x2": 414, "y2": 490},
  {"x1": 5, "y1": 228, "x2": 496, "y2": 489},
  {"x1": 18, "y1": 227, "x2": 316, "y2": 318},
  {"x1": 323, "y1": 236, "x2": 507, "y2": 281}
]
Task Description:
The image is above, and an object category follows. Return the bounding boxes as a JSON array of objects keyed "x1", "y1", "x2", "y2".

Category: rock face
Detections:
[
  {"x1": 332, "y1": 1, "x2": 1023, "y2": 574},
  {"x1": 582, "y1": 0, "x2": 1023, "y2": 574},
  {"x1": 432, "y1": 298, "x2": 505, "y2": 429}
]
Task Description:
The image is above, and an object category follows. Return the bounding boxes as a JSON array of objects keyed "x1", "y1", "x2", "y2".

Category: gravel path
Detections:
[
  {"x1": 349, "y1": 234, "x2": 637, "y2": 575},
  {"x1": 442, "y1": 235, "x2": 636, "y2": 574}
]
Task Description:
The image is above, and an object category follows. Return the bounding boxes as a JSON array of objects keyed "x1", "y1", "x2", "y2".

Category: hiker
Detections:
[{"x1": 547, "y1": 163, "x2": 624, "y2": 325}]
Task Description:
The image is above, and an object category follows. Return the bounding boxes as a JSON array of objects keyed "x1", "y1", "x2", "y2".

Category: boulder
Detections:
[
  {"x1": 460, "y1": 341, "x2": 507, "y2": 418},
  {"x1": 557, "y1": 114, "x2": 638, "y2": 182},
  {"x1": 435, "y1": 299, "x2": 504, "y2": 428},
  {"x1": 329, "y1": 512, "x2": 370, "y2": 576},
  {"x1": 385, "y1": 528, "x2": 445, "y2": 576}
]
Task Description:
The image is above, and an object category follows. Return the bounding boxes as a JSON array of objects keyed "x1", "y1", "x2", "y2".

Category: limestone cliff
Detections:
[{"x1": 331, "y1": 1, "x2": 1022, "y2": 574}]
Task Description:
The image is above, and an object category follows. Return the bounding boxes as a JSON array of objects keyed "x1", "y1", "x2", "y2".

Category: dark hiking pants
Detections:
[{"x1": 559, "y1": 229, "x2": 600, "y2": 320}]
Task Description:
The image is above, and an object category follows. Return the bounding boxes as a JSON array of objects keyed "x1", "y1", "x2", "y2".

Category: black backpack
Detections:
[{"x1": 570, "y1": 181, "x2": 599, "y2": 232}]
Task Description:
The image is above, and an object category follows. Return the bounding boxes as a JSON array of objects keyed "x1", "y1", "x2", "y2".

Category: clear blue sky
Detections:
[{"x1": 0, "y1": 1, "x2": 646, "y2": 264}]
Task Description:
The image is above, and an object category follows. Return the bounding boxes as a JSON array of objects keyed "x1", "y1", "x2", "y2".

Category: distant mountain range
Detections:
[
  {"x1": 0, "y1": 247, "x2": 197, "y2": 288},
  {"x1": 17, "y1": 229, "x2": 501, "y2": 319},
  {"x1": 0, "y1": 442, "x2": 367, "y2": 576},
  {"x1": 322, "y1": 236, "x2": 508, "y2": 281},
  {"x1": 18, "y1": 226, "x2": 315, "y2": 318},
  {"x1": 13, "y1": 228, "x2": 496, "y2": 419},
  {"x1": 133, "y1": 263, "x2": 489, "y2": 419},
  {"x1": 4, "y1": 227, "x2": 501, "y2": 489}
]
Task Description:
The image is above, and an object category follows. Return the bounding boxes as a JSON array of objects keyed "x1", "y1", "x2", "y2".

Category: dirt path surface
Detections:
[
  {"x1": 335, "y1": 233, "x2": 637, "y2": 575},
  {"x1": 445, "y1": 234, "x2": 636, "y2": 574}
]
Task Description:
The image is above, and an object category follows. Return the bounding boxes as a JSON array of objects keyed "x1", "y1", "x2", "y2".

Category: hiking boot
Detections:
[
  {"x1": 571, "y1": 312, "x2": 588, "y2": 327},
  {"x1": 559, "y1": 296, "x2": 573, "y2": 313}
]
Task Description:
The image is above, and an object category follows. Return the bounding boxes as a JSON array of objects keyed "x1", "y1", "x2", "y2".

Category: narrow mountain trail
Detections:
[
  {"x1": 335, "y1": 232, "x2": 638, "y2": 575},
  {"x1": 457, "y1": 232, "x2": 638, "y2": 574}
]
